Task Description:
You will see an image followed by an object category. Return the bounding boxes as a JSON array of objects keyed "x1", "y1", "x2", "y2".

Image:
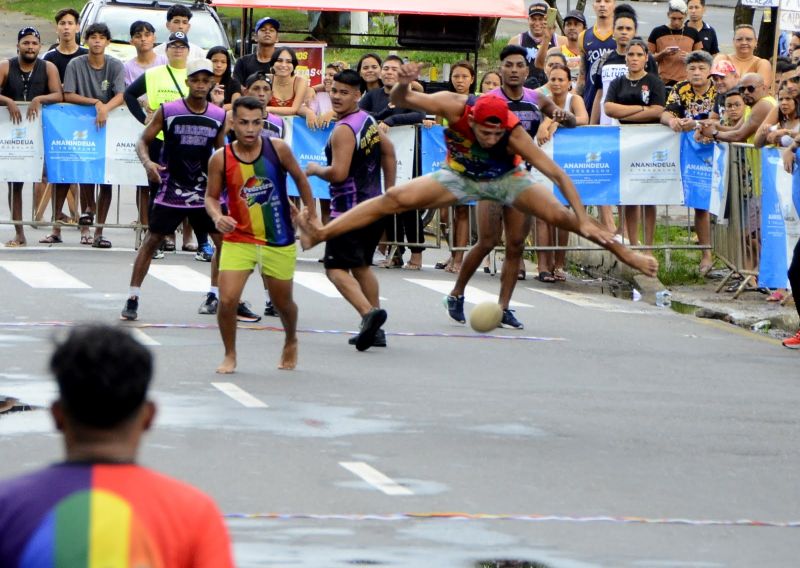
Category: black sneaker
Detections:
[
  {"x1": 348, "y1": 328, "x2": 387, "y2": 347},
  {"x1": 500, "y1": 309, "x2": 524, "y2": 330},
  {"x1": 237, "y1": 302, "x2": 262, "y2": 323},
  {"x1": 443, "y1": 294, "x2": 466, "y2": 324},
  {"x1": 264, "y1": 300, "x2": 279, "y2": 317},
  {"x1": 355, "y1": 308, "x2": 387, "y2": 351},
  {"x1": 198, "y1": 292, "x2": 218, "y2": 315},
  {"x1": 120, "y1": 297, "x2": 138, "y2": 321}
]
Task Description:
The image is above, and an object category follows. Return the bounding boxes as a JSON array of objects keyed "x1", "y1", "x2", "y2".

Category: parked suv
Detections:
[{"x1": 79, "y1": 0, "x2": 230, "y2": 62}]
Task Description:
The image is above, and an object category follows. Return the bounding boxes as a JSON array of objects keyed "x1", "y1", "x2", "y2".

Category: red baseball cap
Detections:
[{"x1": 471, "y1": 95, "x2": 510, "y2": 128}]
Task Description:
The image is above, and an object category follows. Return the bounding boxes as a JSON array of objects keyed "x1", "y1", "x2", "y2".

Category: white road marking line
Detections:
[
  {"x1": 526, "y1": 287, "x2": 649, "y2": 314},
  {"x1": 294, "y1": 271, "x2": 343, "y2": 298},
  {"x1": 339, "y1": 461, "x2": 413, "y2": 496},
  {"x1": 294, "y1": 271, "x2": 386, "y2": 300},
  {"x1": 130, "y1": 328, "x2": 160, "y2": 346},
  {"x1": 0, "y1": 261, "x2": 90, "y2": 289},
  {"x1": 149, "y1": 265, "x2": 210, "y2": 292},
  {"x1": 211, "y1": 382, "x2": 269, "y2": 408},
  {"x1": 404, "y1": 278, "x2": 532, "y2": 308}
]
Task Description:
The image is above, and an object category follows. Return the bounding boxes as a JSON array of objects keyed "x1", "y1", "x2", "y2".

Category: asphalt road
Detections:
[{"x1": 0, "y1": 220, "x2": 797, "y2": 567}]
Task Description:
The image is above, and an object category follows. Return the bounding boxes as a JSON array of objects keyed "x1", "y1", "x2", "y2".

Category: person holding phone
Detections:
[
  {"x1": 647, "y1": 0, "x2": 702, "y2": 87},
  {"x1": 207, "y1": 46, "x2": 241, "y2": 110}
]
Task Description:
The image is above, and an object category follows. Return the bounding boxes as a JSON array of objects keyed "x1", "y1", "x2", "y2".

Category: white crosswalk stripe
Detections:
[
  {"x1": 0, "y1": 261, "x2": 90, "y2": 289},
  {"x1": 148, "y1": 265, "x2": 210, "y2": 292}
]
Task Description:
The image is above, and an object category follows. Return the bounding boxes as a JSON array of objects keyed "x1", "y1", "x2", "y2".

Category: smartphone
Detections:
[{"x1": 546, "y1": 7, "x2": 558, "y2": 28}]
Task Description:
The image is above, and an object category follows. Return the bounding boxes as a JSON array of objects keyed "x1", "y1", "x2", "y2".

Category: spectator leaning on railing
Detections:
[
  {"x1": 661, "y1": 50, "x2": 716, "y2": 275},
  {"x1": 62, "y1": 23, "x2": 125, "y2": 250},
  {"x1": 604, "y1": 38, "x2": 666, "y2": 250},
  {"x1": 0, "y1": 27, "x2": 62, "y2": 248},
  {"x1": 753, "y1": 85, "x2": 799, "y2": 148}
]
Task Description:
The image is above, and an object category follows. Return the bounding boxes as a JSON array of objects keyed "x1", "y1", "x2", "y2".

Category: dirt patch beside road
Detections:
[{"x1": 0, "y1": 10, "x2": 55, "y2": 59}]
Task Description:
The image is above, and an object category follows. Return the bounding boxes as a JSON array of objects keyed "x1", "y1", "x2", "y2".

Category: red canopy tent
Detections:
[{"x1": 212, "y1": 0, "x2": 527, "y2": 19}]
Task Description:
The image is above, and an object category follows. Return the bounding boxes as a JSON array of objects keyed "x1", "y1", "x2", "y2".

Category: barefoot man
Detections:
[
  {"x1": 205, "y1": 96, "x2": 315, "y2": 373},
  {"x1": 295, "y1": 63, "x2": 658, "y2": 285}
]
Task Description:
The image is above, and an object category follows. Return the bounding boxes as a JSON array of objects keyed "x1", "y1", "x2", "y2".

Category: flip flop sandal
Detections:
[
  {"x1": 537, "y1": 271, "x2": 556, "y2": 283},
  {"x1": 401, "y1": 263, "x2": 422, "y2": 270},
  {"x1": 38, "y1": 234, "x2": 63, "y2": 244},
  {"x1": 80, "y1": 234, "x2": 94, "y2": 245},
  {"x1": 767, "y1": 291, "x2": 785, "y2": 302},
  {"x1": 91, "y1": 236, "x2": 112, "y2": 249},
  {"x1": 162, "y1": 238, "x2": 176, "y2": 252},
  {"x1": 181, "y1": 243, "x2": 198, "y2": 252},
  {"x1": 78, "y1": 212, "x2": 94, "y2": 226},
  {"x1": 4, "y1": 240, "x2": 25, "y2": 248},
  {"x1": 553, "y1": 268, "x2": 567, "y2": 281},
  {"x1": 517, "y1": 270, "x2": 526, "y2": 281},
  {"x1": 434, "y1": 261, "x2": 448, "y2": 270}
]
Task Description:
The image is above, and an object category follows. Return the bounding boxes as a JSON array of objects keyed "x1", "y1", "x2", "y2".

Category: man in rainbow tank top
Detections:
[
  {"x1": 0, "y1": 324, "x2": 234, "y2": 566},
  {"x1": 206, "y1": 96, "x2": 315, "y2": 374},
  {"x1": 305, "y1": 69, "x2": 397, "y2": 352},
  {"x1": 295, "y1": 63, "x2": 659, "y2": 313}
]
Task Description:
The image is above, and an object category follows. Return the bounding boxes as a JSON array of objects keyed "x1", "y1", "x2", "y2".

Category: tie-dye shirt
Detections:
[
  {"x1": 223, "y1": 133, "x2": 294, "y2": 246},
  {"x1": 444, "y1": 95, "x2": 521, "y2": 180},
  {"x1": 0, "y1": 462, "x2": 233, "y2": 568}
]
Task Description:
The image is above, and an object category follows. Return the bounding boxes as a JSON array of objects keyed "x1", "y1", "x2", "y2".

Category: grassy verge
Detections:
[
  {"x1": 652, "y1": 224, "x2": 707, "y2": 287},
  {"x1": 0, "y1": 0, "x2": 56, "y2": 20}
]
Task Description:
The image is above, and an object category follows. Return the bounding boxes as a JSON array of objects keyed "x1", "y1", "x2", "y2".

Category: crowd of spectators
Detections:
[{"x1": 0, "y1": 0, "x2": 798, "y2": 289}]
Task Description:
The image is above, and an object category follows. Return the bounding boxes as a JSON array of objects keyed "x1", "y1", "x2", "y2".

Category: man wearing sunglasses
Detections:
[{"x1": 702, "y1": 73, "x2": 775, "y2": 144}]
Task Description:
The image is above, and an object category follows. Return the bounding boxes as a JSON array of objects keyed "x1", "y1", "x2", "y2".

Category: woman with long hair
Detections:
[
  {"x1": 265, "y1": 47, "x2": 311, "y2": 118},
  {"x1": 356, "y1": 53, "x2": 383, "y2": 92},
  {"x1": 206, "y1": 46, "x2": 241, "y2": 110},
  {"x1": 604, "y1": 39, "x2": 666, "y2": 250}
]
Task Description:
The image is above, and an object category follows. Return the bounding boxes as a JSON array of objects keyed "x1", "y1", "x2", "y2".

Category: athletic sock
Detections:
[
  {"x1": 129, "y1": 287, "x2": 140, "y2": 298},
  {"x1": 209, "y1": 286, "x2": 219, "y2": 297},
  {"x1": 264, "y1": 290, "x2": 271, "y2": 302}
]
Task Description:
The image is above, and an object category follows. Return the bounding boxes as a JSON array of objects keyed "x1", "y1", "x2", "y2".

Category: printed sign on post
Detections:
[{"x1": 281, "y1": 42, "x2": 326, "y2": 87}]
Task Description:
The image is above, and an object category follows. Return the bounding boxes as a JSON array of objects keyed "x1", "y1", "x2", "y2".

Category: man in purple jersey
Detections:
[
  {"x1": 121, "y1": 60, "x2": 227, "y2": 322},
  {"x1": 306, "y1": 70, "x2": 397, "y2": 351}
]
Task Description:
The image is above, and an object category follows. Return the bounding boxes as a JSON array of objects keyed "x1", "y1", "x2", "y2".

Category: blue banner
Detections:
[
  {"x1": 553, "y1": 127, "x2": 619, "y2": 205},
  {"x1": 286, "y1": 120, "x2": 333, "y2": 199},
  {"x1": 42, "y1": 104, "x2": 105, "y2": 184},
  {"x1": 759, "y1": 148, "x2": 794, "y2": 288},
  {"x1": 420, "y1": 124, "x2": 447, "y2": 176},
  {"x1": 681, "y1": 133, "x2": 714, "y2": 210}
]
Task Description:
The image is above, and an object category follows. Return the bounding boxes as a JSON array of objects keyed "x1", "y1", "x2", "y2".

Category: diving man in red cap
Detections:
[{"x1": 295, "y1": 62, "x2": 658, "y2": 295}]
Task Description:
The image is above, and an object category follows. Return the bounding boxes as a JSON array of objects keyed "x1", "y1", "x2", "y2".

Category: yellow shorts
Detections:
[{"x1": 219, "y1": 241, "x2": 296, "y2": 280}]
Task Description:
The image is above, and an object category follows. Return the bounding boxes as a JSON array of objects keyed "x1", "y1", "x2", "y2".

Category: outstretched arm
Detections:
[{"x1": 390, "y1": 62, "x2": 467, "y2": 124}]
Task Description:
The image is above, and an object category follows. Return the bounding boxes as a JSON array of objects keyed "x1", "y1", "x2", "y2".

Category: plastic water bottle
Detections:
[
  {"x1": 655, "y1": 290, "x2": 672, "y2": 308},
  {"x1": 631, "y1": 288, "x2": 642, "y2": 302}
]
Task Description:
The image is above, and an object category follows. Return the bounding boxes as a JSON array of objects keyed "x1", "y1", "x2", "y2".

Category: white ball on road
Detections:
[{"x1": 469, "y1": 302, "x2": 502, "y2": 333}]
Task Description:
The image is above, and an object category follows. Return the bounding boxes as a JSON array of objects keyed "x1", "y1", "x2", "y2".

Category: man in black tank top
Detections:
[{"x1": 0, "y1": 27, "x2": 62, "y2": 247}]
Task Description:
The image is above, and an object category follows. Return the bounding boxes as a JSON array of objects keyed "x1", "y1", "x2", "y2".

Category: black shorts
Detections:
[
  {"x1": 323, "y1": 219, "x2": 385, "y2": 270},
  {"x1": 148, "y1": 203, "x2": 218, "y2": 236}
]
